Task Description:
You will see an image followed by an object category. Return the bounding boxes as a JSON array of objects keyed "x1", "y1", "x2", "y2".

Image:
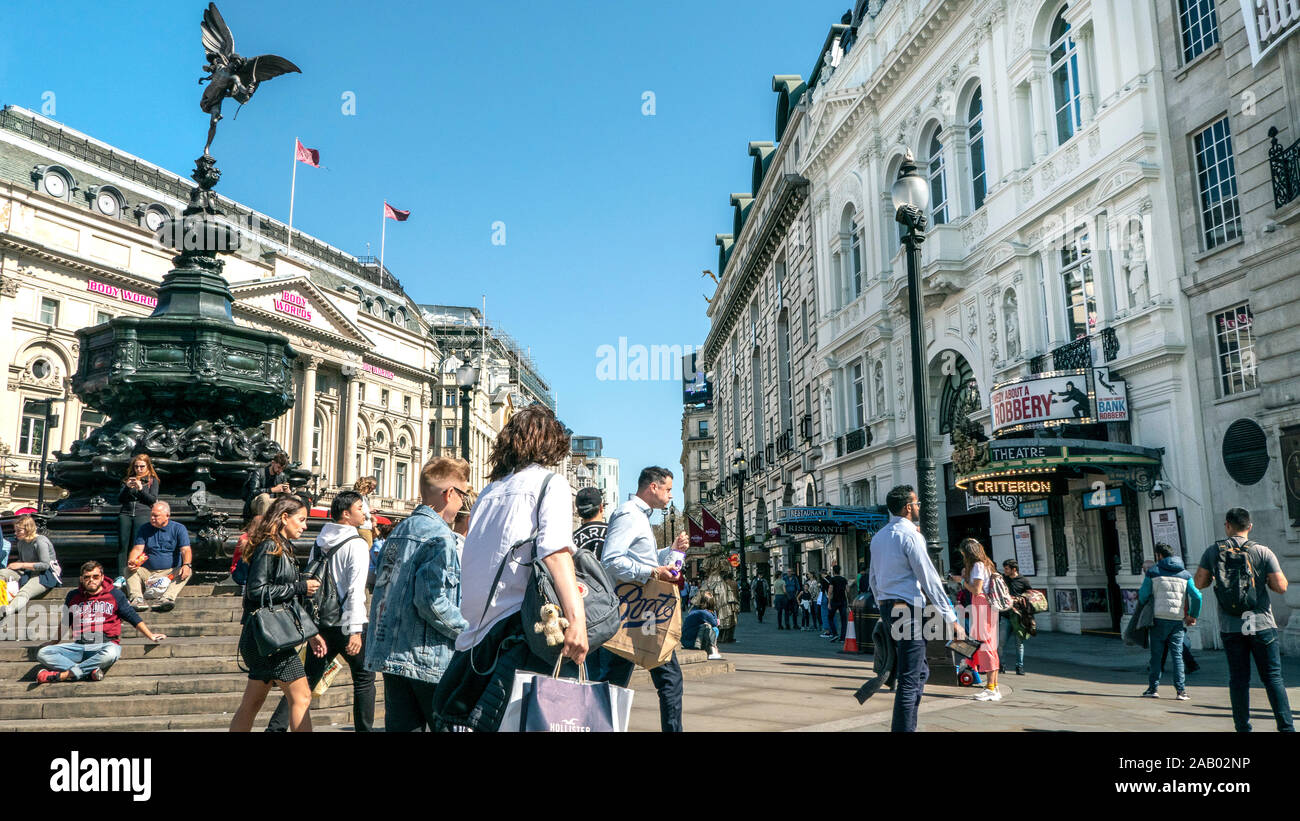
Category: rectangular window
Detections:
[
  {"x1": 698, "y1": 419, "x2": 709, "y2": 437},
  {"x1": 699, "y1": 481, "x2": 708, "y2": 498},
  {"x1": 444, "y1": 426, "x2": 456, "y2": 448},
  {"x1": 96, "y1": 311, "x2": 113, "y2": 326},
  {"x1": 380, "y1": 388, "x2": 390, "y2": 407},
  {"x1": 1193, "y1": 117, "x2": 1242, "y2": 250},
  {"x1": 1179, "y1": 0, "x2": 1219, "y2": 63},
  {"x1": 373, "y1": 458, "x2": 385, "y2": 495},
  {"x1": 19, "y1": 399, "x2": 47, "y2": 456},
  {"x1": 78, "y1": 409, "x2": 106, "y2": 441},
  {"x1": 444, "y1": 389, "x2": 457, "y2": 407},
  {"x1": 1061, "y1": 237, "x2": 1097, "y2": 340},
  {"x1": 699, "y1": 450, "x2": 710, "y2": 470},
  {"x1": 395, "y1": 462, "x2": 408, "y2": 500},
  {"x1": 853, "y1": 363, "x2": 865, "y2": 428},
  {"x1": 39, "y1": 298, "x2": 59, "y2": 327},
  {"x1": 850, "y1": 220, "x2": 863, "y2": 297},
  {"x1": 1214, "y1": 303, "x2": 1257, "y2": 395},
  {"x1": 801, "y1": 300, "x2": 810, "y2": 345},
  {"x1": 358, "y1": 383, "x2": 365, "y2": 404},
  {"x1": 402, "y1": 395, "x2": 411, "y2": 414}
]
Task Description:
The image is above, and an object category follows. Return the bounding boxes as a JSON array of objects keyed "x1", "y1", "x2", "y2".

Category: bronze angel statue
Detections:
[{"x1": 197, "y1": 3, "x2": 300, "y2": 156}]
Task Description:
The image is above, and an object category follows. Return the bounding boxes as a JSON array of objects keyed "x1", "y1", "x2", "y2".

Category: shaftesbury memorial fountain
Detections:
[{"x1": 47, "y1": 4, "x2": 306, "y2": 569}]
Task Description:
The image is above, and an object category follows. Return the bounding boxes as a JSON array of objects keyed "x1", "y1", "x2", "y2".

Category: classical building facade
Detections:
[
  {"x1": 1154, "y1": 0, "x2": 1300, "y2": 649},
  {"x1": 0, "y1": 106, "x2": 552, "y2": 519},
  {"x1": 701, "y1": 73, "x2": 824, "y2": 583}
]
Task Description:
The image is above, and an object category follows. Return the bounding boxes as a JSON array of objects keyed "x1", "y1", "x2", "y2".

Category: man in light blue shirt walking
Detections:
[
  {"x1": 591, "y1": 466, "x2": 688, "y2": 732},
  {"x1": 869, "y1": 484, "x2": 965, "y2": 732}
]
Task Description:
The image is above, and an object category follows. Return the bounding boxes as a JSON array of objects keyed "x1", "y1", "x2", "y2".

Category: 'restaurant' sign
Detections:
[
  {"x1": 1242, "y1": 0, "x2": 1300, "y2": 65},
  {"x1": 990, "y1": 370, "x2": 1094, "y2": 434}
]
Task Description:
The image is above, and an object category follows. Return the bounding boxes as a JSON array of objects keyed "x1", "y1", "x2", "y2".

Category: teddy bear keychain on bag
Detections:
[{"x1": 533, "y1": 603, "x2": 569, "y2": 647}]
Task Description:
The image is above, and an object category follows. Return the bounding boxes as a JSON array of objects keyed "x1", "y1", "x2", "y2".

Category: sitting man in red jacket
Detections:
[{"x1": 34, "y1": 560, "x2": 166, "y2": 683}]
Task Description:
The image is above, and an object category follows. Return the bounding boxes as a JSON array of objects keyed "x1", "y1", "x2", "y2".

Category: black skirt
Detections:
[{"x1": 238, "y1": 622, "x2": 306, "y2": 684}]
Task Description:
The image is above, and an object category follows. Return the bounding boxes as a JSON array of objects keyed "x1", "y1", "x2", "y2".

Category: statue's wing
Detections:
[
  {"x1": 201, "y1": 3, "x2": 236, "y2": 61},
  {"x1": 244, "y1": 55, "x2": 302, "y2": 83}
]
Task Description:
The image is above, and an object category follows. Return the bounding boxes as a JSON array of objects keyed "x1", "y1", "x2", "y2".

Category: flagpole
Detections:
[
  {"x1": 379, "y1": 203, "x2": 387, "y2": 275},
  {"x1": 288, "y1": 139, "x2": 298, "y2": 252}
]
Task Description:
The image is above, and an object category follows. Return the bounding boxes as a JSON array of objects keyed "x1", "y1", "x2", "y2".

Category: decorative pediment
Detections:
[
  {"x1": 229, "y1": 276, "x2": 373, "y2": 349},
  {"x1": 1093, "y1": 161, "x2": 1155, "y2": 206}
]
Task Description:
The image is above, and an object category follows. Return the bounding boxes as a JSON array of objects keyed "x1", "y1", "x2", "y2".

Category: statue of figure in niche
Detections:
[
  {"x1": 1003, "y1": 289, "x2": 1021, "y2": 360},
  {"x1": 1122, "y1": 220, "x2": 1150, "y2": 308},
  {"x1": 873, "y1": 360, "x2": 885, "y2": 416}
]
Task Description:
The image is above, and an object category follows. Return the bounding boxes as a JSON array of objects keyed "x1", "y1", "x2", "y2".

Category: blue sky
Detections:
[{"x1": 0, "y1": 0, "x2": 846, "y2": 508}]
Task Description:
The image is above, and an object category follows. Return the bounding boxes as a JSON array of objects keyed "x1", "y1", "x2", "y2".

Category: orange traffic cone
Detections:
[{"x1": 841, "y1": 608, "x2": 859, "y2": 653}]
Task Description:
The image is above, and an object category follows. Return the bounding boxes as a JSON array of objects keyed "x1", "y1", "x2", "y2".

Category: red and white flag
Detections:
[
  {"x1": 294, "y1": 139, "x2": 320, "y2": 167},
  {"x1": 384, "y1": 202, "x2": 410, "y2": 221}
]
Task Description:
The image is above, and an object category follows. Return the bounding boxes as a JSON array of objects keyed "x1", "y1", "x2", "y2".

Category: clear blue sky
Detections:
[{"x1": 0, "y1": 0, "x2": 845, "y2": 508}]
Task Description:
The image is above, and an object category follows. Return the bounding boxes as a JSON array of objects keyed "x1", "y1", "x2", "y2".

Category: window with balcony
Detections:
[
  {"x1": 19, "y1": 399, "x2": 46, "y2": 456},
  {"x1": 1061, "y1": 236, "x2": 1096, "y2": 340},
  {"x1": 1179, "y1": 0, "x2": 1219, "y2": 63},
  {"x1": 1214, "y1": 303, "x2": 1257, "y2": 396},
  {"x1": 444, "y1": 389, "x2": 457, "y2": 407},
  {"x1": 1050, "y1": 7, "x2": 1082, "y2": 145},
  {"x1": 926, "y1": 127, "x2": 948, "y2": 225},
  {"x1": 1194, "y1": 116, "x2": 1242, "y2": 250},
  {"x1": 968, "y1": 88, "x2": 987, "y2": 210},
  {"x1": 853, "y1": 362, "x2": 865, "y2": 428}
]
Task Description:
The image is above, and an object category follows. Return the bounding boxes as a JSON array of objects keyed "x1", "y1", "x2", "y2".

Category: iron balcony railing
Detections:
[
  {"x1": 1029, "y1": 327, "x2": 1119, "y2": 374},
  {"x1": 776, "y1": 428, "x2": 794, "y2": 456},
  {"x1": 835, "y1": 427, "x2": 870, "y2": 458},
  {"x1": 1269, "y1": 126, "x2": 1300, "y2": 209}
]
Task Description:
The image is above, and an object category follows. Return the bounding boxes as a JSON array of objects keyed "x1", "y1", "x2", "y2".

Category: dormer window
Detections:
[
  {"x1": 33, "y1": 165, "x2": 75, "y2": 201},
  {"x1": 88, "y1": 185, "x2": 125, "y2": 218}
]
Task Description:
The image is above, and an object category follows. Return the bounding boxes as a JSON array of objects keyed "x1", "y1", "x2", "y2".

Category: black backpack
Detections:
[
  {"x1": 308, "y1": 536, "x2": 366, "y2": 628},
  {"x1": 1211, "y1": 538, "x2": 1259, "y2": 618}
]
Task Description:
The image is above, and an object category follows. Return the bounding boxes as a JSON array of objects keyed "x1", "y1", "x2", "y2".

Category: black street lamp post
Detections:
[
  {"x1": 456, "y1": 359, "x2": 480, "y2": 465},
  {"x1": 892, "y1": 150, "x2": 942, "y2": 570},
  {"x1": 34, "y1": 397, "x2": 61, "y2": 514},
  {"x1": 731, "y1": 447, "x2": 750, "y2": 612}
]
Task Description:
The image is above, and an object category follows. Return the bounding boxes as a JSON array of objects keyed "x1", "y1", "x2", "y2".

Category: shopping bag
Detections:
[
  {"x1": 602, "y1": 578, "x2": 682, "y2": 670},
  {"x1": 500, "y1": 658, "x2": 634, "y2": 732}
]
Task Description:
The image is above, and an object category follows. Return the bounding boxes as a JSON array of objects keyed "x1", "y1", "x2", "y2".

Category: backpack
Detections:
[
  {"x1": 1211, "y1": 538, "x2": 1260, "y2": 618},
  {"x1": 308, "y1": 536, "x2": 366, "y2": 628},
  {"x1": 987, "y1": 571, "x2": 1015, "y2": 612}
]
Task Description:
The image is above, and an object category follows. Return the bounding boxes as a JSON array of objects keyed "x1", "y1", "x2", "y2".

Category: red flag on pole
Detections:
[
  {"x1": 294, "y1": 139, "x2": 320, "y2": 167},
  {"x1": 688, "y1": 516, "x2": 705, "y2": 549},
  {"x1": 384, "y1": 202, "x2": 410, "y2": 221},
  {"x1": 700, "y1": 508, "x2": 722, "y2": 544}
]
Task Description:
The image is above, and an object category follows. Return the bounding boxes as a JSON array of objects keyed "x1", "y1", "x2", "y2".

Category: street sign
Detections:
[{"x1": 728, "y1": 553, "x2": 740, "y2": 568}]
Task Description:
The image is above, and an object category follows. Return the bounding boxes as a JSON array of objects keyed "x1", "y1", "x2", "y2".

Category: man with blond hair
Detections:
[{"x1": 365, "y1": 457, "x2": 473, "y2": 731}]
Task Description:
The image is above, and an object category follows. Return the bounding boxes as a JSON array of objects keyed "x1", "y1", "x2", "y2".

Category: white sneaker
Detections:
[
  {"x1": 974, "y1": 688, "x2": 994, "y2": 701},
  {"x1": 707, "y1": 651, "x2": 724, "y2": 660},
  {"x1": 986, "y1": 688, "x2": 1003, "y2": 702}
]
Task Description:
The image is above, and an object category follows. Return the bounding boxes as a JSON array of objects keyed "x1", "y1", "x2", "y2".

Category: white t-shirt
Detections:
[
  {"x1": 455, "y1": 465, "x2": 575, "y2": 651},
  {"x1": 970, "y1": 562, "x2": 993, "y2": 594}
]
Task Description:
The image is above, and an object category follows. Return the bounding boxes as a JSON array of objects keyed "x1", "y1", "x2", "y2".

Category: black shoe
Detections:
[
  {"x1": 1015, "y1": 666, "x2": 1025, "y2": 676},
  {"x1": 153, "y1": 600, "x2": 175, "y2": 614}
]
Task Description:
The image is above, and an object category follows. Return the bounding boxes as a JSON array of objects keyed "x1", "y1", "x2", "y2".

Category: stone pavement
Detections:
[{"x1": 625, "y1": 612, "x2": 1300, "y2": 732}]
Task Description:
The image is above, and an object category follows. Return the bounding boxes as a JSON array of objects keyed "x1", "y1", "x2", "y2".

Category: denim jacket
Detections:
[{"x1": 363, "y1": 505, "x2": 468, "y2": 684}]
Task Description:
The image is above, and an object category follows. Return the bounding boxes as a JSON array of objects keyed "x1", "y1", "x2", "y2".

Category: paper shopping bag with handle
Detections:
[{"x1": 601, "y1": 578, "x2": 682, "y2": 670}]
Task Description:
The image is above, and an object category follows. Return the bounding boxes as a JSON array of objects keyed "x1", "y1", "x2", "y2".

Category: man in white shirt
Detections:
[
  {"x1": 869, "y1": 484, "x2": 965, "y2": 733},
  {"x1": 592, "y1": 466, "x2": 689, "y2": 732}
]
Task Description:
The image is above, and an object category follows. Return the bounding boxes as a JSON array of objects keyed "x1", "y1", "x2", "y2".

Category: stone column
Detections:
[
  {"x1": 418, "y1": 383, "x2": 431, "y2": 465},
  {"x1": 296, "y1": 357, "x2": 319, "y2": 468},
  {"x1": 342, "y1": 372, "x2": 359, "y2": 487},
  {"x1": 1074, "y1": 25, "x2": 1097, "y2": 125},
  {"x1": 1028, "y1": 71, "x2": 1049, "y2": 160}
]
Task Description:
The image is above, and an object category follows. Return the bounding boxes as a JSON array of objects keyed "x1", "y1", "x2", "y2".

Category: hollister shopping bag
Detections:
[
  {"x1": 501, "y1": 659, "x2": 634, "y2": 732},
  {"x1": 602, "y1": 578, "x2": 682, "y2": 670}
]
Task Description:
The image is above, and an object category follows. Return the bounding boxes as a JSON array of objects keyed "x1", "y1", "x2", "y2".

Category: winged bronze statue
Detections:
[{"x1": 198, "y1": 3, "x2": 301, "y2": 156}]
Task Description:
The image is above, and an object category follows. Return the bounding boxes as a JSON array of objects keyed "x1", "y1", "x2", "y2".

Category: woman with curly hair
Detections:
[
  {"x1": 229, "y1": 496, "x2": 321, "y2": 732},
  {"x1": 353, "y1": 475, "x2": 378, "y2": 549}
]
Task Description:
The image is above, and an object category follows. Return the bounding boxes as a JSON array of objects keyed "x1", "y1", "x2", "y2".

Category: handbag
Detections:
[
  {"x1": 502, "y1": 656, "x2": 634, "y2": 732},
  {"x1": 249, "y1": 552, "x2": 319, "y2": 656}
]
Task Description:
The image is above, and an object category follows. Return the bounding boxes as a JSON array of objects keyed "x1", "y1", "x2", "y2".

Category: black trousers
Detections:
[
  {"x1": 266, "y1": 625, "x2": 375, "y2": 732},
  {"x1": 383, "y1": 673, "x2": 441, "y2": 732}
]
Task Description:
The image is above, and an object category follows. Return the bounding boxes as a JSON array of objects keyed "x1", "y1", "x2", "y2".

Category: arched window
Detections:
[
  {"x1": 968, "y1": 89, "x2": 987, "y2": 210},
  {"x1": 927, "y1": 127, "x2": 948, "y2": 225},
  {"x1": 840, "y1": 205, "x2": 863, "y2": 303},
  {"x1": 1050, "y1": 7, "x2": 1081, "y2": 145}
]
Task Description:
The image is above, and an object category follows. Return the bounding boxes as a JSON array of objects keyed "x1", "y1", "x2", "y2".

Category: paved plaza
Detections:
[{"x1": 623, "y1": 613, "x2": 1300, "y2": 732}]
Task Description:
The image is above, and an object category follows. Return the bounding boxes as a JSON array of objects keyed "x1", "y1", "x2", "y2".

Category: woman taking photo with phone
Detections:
[
  {"x1": 117, "y1": 455, "x2": 160, "y2": 576},
  {"x1": 229, "y1": 496, "x2": 321, "y2": 732},
  {"x1": 957, "y1": 538, "x2": 1001, "y2": 701}
]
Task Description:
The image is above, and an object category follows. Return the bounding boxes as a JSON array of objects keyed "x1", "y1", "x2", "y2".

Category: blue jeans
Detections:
[
  {"x1": 997, "y1": 617, "x2": 1025, "y2": 668},
  {"x1": 820, "y1": 601, "x2": 831, "y2": 632},
  {"x1": 1147, "y1": 619, "x2": 1185, "y2": 692},
  {"x1": 37, "y1": 641, "x2": 121, "y2": 680},
  {"x1": 1222, "y1": 628, "x2": 1294, "y2": 732},
  {"x1": 592, "y1": 647, "x2": 683, "y2": 732},
  {"x1": 881, "y1": 600, "x2": 929, "y2": 732}
]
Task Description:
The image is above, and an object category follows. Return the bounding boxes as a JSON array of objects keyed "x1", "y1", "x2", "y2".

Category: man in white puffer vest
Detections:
[{"x1": 1137, "y1": 544, "x2": 1202, "y2": 700}]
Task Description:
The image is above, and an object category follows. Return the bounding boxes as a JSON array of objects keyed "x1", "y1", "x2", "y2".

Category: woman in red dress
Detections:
[{"x1": 958, "y1": 538, "x2": 1001, "y2": 701}]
